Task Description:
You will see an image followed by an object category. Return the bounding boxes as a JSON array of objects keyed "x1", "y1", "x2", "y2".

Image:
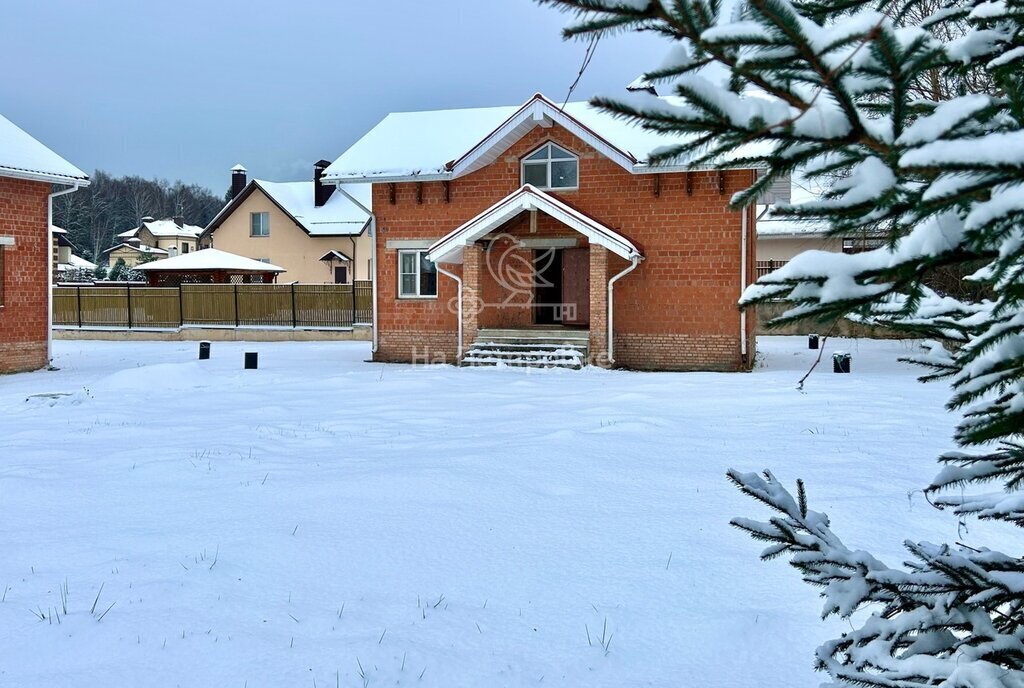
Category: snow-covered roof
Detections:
[
  {"x1": 255, "y1": 181, "x2": 370, "y2": 235},
  {"x1": 118, "y1": 218, "x2": 203, "y2": 240},
  {"x1": 757, "y1": 218, "x2": 830, "y2": 238},
  {"x1": 104, "y1": 243, "x2": 168, "y2": 255},
  {"x1": 58, "y1": 254, "x2": 97, "y2": 272},
  {"x1": 133, "y1": 248, "x2": 286, "y2": 273},
  {"x1": 205, "y1": 180, "x2": 371, "y2": 238},
  {"x1": 319, "y1": 250, "x2": 353, "y2": 262},
  {"x1": 0, "y1": 113, "x2": 89, "y2": 185},
  {"x1": 323, "y1": 93, "x2": 766, "y2": 184}
]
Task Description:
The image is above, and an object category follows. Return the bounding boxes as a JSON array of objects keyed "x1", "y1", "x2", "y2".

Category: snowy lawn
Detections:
[{"x1": 1, "y1": 337, "x2": 1019, "y2": 687}]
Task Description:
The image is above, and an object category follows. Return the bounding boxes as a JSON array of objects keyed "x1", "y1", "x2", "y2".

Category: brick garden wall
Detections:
[
  {"x1": 371, "y1": 123, "x2": 757, "y2": 371},
  {"x1": 0, "y1": 176, "x2": 51, "y2": 374}
]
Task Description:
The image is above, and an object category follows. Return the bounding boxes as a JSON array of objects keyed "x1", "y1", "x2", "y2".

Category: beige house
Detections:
[
  {"x1": 200, "y1": 163, "x2": 373, "y2": 284},
  {"x1": 104, "y1": 242, "x2": 168, "y2": 268},
  {"x1": 105, "y1": 216, "x2": 203, "y2": 268}
]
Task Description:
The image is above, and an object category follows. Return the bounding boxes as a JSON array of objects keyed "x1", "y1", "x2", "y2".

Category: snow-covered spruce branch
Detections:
[
  {"x1": 541, "y1": 0, "x2": 1024, "y2": 685},
  {"x1": 727, "y1": 470, "x2": 1024, "y2": 686}
]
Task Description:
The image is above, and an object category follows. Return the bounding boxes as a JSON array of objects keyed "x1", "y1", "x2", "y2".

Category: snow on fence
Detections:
[{"x1": 53, "y1": 282, "x2": 373, "y2": 330}]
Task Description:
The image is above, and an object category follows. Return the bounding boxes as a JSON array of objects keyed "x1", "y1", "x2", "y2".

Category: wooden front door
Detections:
[{"x1": 561, "y1": 248, "x2": 590, "y2": 326}]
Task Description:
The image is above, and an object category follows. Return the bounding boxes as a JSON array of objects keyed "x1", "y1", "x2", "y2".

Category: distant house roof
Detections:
[
  {"x1": 58, "y1": 254, "x2": 98, "y2": 273},
  {"x1": 323, "y1": 92, "x2": 768, "y2": 184},
  {"x1": 117, "y1": 218, "x2": 204, "y2": 240},
  {"x1": 0, "y1": 113, "x2": 89, "y2": 185},
  {"x1": 51, "y1": 225, "x2": 77, "y2": 249},
  {"x1": 133, "y1": 248, "x2": 286, "y2": 274},
  {"x1": 104, "y1": 243, "x2": 169, "y2": 256},
  {"x1": 757, "y1": 172, "x2": 831, "y2": 239},
  {"x1": 204, "y1": 179, "x2": 371, "y2": 239}
]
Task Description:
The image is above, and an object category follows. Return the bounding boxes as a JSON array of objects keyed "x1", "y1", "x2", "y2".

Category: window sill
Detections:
[
  {"x1": 527, "y1": 186, "x2": 579, "y2": 193},
  {"x1": 397, "y1": 295, "x2": 438, "y2": 301}
]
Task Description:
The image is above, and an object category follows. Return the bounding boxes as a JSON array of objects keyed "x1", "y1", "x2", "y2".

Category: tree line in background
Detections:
[{"x1": 52, "y1": 170, "x2": 226, "y2": 265}]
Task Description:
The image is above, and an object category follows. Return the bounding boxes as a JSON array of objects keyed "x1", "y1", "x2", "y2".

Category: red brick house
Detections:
[
  {"x1": 0, "y1": 113, "x2": 88, "y2": 374},
  {"x1": 322, "y1": 94, "x2": 757, "y2": 371}
]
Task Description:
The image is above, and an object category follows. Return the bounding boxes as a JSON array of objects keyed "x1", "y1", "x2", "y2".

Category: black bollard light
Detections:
[
  {"x1": 244, "y1": 352, "x2": 258, "y2": 370},
  {"x1": 808, "y1": 334, "x2": 819, "y2": 350},
  {"x1": 198, "y1": 341, "x2": 211, "y2": 360},
  {"x1": 833, "y1": 351, "x2": 851, "y2": 373}
]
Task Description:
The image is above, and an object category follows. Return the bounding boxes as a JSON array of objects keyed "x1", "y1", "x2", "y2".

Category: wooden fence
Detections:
[
  {"x1": 54, "y1": 282, "x2": 373, "y2": 329},
  {"x1": 756, "y1": 259, "x2": 788, "y2": 278}
]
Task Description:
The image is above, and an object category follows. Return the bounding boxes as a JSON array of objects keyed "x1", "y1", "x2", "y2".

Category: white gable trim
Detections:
[
  {"x1": 448, "y1": 95, "x2": 637, "y2": 180},
  {"x1": 427, "y1": 184, "x2": 642, "y2": 264}
]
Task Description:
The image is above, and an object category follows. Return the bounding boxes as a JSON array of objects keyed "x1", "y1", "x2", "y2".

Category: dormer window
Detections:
[{"x1": 521, "y1": 143, "x2": 578, "y2": 190}]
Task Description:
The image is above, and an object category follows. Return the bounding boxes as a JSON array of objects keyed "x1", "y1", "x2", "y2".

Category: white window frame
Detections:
[
  {"x1": 521, "y1": 142, "x2": 579, "y2": 191},
  {"x1": 250, "y1": 212, "x2": 270, "y2": 237},
  {"x1": 397, "y1": 249, "x2": 438, "y2": 299}
]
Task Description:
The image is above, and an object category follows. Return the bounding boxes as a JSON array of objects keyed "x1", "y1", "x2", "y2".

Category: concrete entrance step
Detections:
[{"x1": 465, "y1": 329, "x2": 589, "y2": 369}]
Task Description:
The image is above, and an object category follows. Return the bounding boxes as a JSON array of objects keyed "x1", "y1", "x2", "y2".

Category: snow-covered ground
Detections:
[{"x1": 1, "y1": 337, "x2": 1018, "y2": 687}]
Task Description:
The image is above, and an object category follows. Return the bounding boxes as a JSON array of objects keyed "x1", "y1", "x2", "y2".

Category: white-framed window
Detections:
[
  {"x1": 182, "y1": 244, "x2": 190, "y2": 254},
  {"x1": 397, "y1": 249, "x2": 437, "y2": 298},
  {"x1": 521, "y1": 142, "x2": 579, "y2": 190},
  {"x1": 250, "y1": 212, "x2": 270, "y2": 237}
]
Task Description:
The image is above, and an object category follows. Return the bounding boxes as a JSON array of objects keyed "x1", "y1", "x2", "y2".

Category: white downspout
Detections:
[
  {"x1": 435, "y1": 264, "x2": 463, "y2": 359},
  {"x1": 47, "y1": 184, "x2": 81, "y2": 365},
  {"x1": 607, "y1": 255, "x2": 640, "y2": 365},
  {"x1": 335, "y1": 187, "x2": 378, "y2": 354},
  {"x1": 740, "y1": 204, "x2": 749, "y2": 364}
]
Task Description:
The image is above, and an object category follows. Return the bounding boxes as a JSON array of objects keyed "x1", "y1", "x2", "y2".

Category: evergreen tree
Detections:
[
  {"x1": 108, "y1": 257, "x2": 128, "y2": 282},
  {"x1": 540, "y1": 0, "x2": 1023, "y2": 685}
]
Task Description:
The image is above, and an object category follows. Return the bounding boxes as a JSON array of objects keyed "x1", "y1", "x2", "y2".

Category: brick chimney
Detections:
[
  {"x1": 173, "y1": 214, "x2": 184, "y2": 228},
  {"x1": 231, "y1": 164, "x2": 247, "y2": 199},
  {"x1": 314, "y1": 160, "x2": 335, "y2": 207}
]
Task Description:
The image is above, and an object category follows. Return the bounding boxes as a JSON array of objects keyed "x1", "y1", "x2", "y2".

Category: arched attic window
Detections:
[{"x1": 521, "y1": 143, "x2": 578, "y2": 190}]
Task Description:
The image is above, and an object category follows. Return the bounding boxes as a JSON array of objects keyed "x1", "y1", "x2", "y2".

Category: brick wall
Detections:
[
  {"x1": 371, "y1": 122, "x2": 758, "y2": 371},
  {"x1": 0, "y1": 176, "x2": 51, "y2": 374}
]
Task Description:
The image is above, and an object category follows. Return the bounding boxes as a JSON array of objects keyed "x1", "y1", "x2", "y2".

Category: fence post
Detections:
[
  {"x1": 178, "y1": 285, "x2": 184, "y2": 327},
  {"x1": 76, "y1": 285, "x2": 82, "y2": 328},
  {"x1": 234, "y1": 283, "x2": 240, "y2": 327},
  {"x1": 291, "y1": 283, "x2": 297, "y2": 328},
  {"x1": 126, "y1": 283, "x2": 133, "y2": 329}
]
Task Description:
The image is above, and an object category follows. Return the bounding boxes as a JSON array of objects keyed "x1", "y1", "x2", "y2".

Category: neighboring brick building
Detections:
[
  {"x1": 0, "y1": 113, "x2": 88, "y2": 374},
  {"x1": 323, "y1": 94, "x2": 757, "y2": 371}
]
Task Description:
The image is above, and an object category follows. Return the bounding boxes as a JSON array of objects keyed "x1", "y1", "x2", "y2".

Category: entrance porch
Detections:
[{"x1": 427, "y1": 185, "x2": 643, "y2": 368}]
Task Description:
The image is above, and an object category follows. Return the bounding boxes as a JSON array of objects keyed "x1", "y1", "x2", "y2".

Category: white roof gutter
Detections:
[
  {"x1": 47, "y1": 183, "x2": 83, "y2": 364},
  {"x1": 3, "y1": 168, "x2": 90, "y2": 186},
  {"x1": 607, "y1": 255, "x2": 641, "y2": 365}
]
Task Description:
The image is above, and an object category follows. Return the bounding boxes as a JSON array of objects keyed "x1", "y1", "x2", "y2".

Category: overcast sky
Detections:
[{"x1": 1, "y1": 0, "x2": 666, "y2": 194}]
